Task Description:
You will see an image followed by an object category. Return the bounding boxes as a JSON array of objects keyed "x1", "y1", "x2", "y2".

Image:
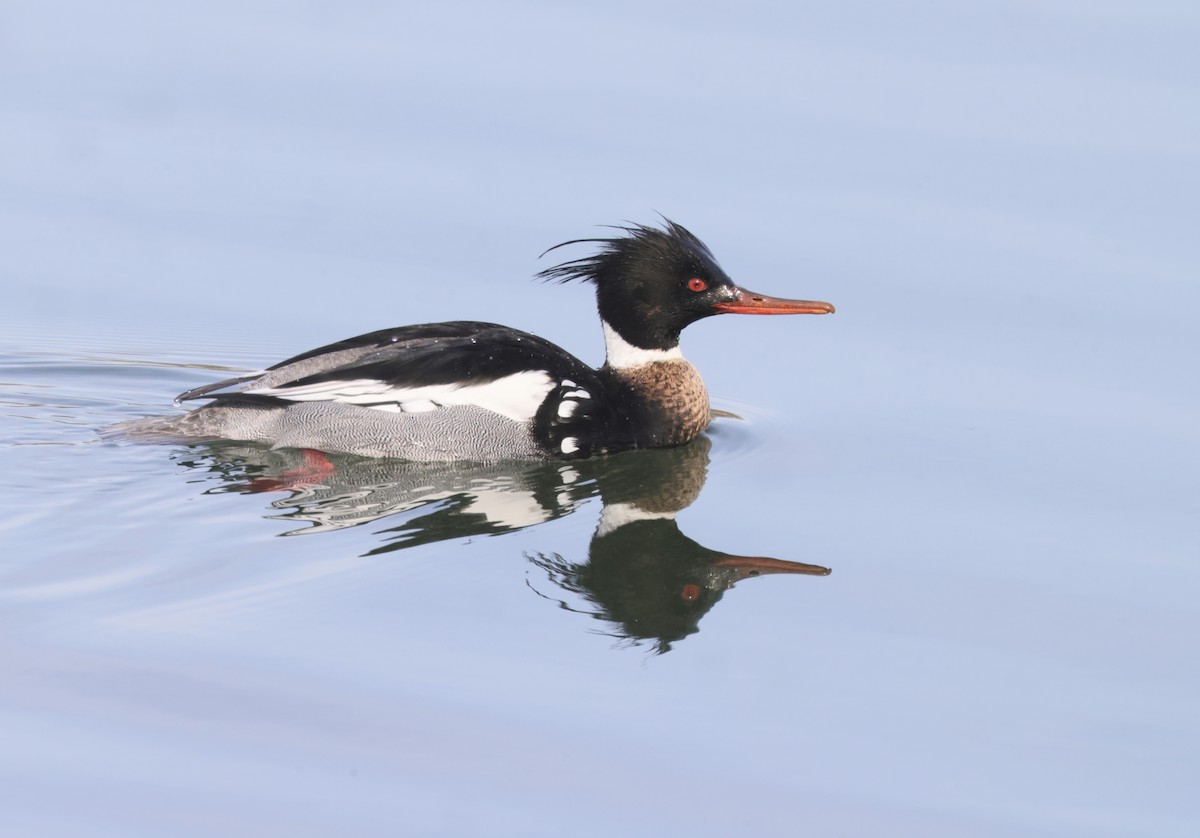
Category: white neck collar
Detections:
[
  {"x1": 596, "y1": 502, "x2": 678, "y2": 538},
  {"x1": 602, "y1": 321, "x2": 684, "y2": 370}
]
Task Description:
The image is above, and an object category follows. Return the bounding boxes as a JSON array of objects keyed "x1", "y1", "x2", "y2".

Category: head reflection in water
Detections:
[
  {"x1": 173, "y1": 434, "x2": 830, "y2": 653},
  {"x1": 528, "y1": 439, "x2": 829, "y2": 654}
]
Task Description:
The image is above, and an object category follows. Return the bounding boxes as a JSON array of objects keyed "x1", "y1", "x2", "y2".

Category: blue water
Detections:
[{"x1": 2, "y1": 3, "x2": 1198, "y2": 836}]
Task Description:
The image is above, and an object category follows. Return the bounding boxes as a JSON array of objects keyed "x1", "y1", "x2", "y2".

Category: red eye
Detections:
[
  {"x1": 681, "y1": 583, "x2": 701, "y2": 602},
  {"x1": 687, "y1": 278, "x2": 708, "y2": 292}
]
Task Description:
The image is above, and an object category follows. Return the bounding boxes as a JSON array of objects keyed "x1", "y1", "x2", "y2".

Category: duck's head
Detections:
[{"x1": 539, "y1": 219, "x2": 835, "y2": 360}]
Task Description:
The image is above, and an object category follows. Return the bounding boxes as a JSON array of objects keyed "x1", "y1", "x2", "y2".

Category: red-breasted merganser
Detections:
[{"x1": 127, "y1": 220, "x2": 834, "y2": 460}]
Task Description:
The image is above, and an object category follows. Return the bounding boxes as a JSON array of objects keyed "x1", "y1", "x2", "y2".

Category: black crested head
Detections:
[{"x1": 538, "y1": 219, "x2": 737, "y2": 352}]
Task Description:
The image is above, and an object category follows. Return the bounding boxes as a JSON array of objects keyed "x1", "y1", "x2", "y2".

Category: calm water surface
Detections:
[
  {"x1": 2, "y1": 2, "x2": 1198, "y2": 836},
  {"x1": 2, "y1": 312, "x2": 1195, "y2": 837}
]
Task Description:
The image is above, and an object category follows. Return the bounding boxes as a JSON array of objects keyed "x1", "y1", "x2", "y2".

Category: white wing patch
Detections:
[
  {"x1": 247, "y1": 370, "x2": 556, "y2": 423},
  {"x1": 555, "y1": 387, "x2": 591, "y2": 419}
]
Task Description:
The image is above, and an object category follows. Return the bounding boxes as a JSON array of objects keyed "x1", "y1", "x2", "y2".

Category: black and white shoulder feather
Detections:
[{"x1": 176, "y1": 322, "x2": 611, "y2": 459}]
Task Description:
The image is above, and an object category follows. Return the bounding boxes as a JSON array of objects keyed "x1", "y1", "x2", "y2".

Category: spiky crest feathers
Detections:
[{"x1": 536, "y1": 219, "x2": 720, "y2": 286}]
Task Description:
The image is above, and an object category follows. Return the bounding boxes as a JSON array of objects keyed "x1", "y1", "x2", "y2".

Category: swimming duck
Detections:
[{"x1": 129, "y1": 220, "x2": 834, "y2": 460}]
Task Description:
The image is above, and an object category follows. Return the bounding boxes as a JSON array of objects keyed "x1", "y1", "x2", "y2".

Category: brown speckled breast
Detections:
[{"x1": 611, "y1": 360, "x2": 711, "y2": 447}]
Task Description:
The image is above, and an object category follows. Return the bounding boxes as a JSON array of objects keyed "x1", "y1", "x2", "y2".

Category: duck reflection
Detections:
[{"x1": 175, "y1": 435, "x2": 829, "y2": 650}]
